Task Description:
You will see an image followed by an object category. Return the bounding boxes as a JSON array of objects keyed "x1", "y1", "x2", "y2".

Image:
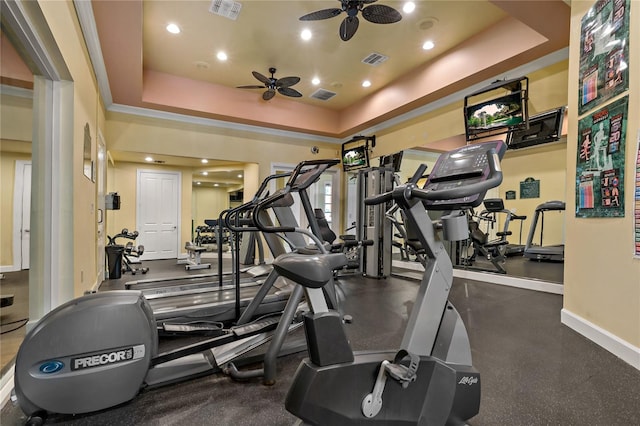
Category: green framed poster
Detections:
[
  {"x1": 576, "y1": 96, "x2": 627, "y2": 218},
  {"x1": 578, "y1": 0, "x2": 630, "y2": 115}
]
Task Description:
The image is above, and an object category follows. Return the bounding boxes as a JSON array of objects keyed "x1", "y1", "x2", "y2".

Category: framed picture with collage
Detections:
[
  {"x1": 578, "y1": 0, "x2": 629, "y2": 116},
  {"x1": 576, "y1": 0, "x2": 631, "y2": 225},
  {"x1": 576, "y1": 96, "x2": 628, "y2": 218}
]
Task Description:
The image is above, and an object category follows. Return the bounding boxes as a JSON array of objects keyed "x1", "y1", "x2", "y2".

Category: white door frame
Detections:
[
  {"x1": 136, "y1": 169, "x2": 182, "y2": 259},
  {"x1": 95, "y1": 131, "x2": 107, "y2": 286}
]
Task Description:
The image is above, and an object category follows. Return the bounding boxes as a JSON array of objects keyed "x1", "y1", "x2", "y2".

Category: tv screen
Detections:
[
  {"x1": 379, "y1": 151, "x2": 403, "y2": 172},
  {"x1": 465, "y1": 91, "x2": 524, "y2": 138},
  {"x1": 342, "y1": 144, "x2": 369, "y2": 171},
  {"x1": 507, "y1": 107, "x2": 565, "y2": 149}
]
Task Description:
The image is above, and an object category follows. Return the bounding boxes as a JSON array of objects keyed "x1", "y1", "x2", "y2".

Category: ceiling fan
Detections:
[
  {"x1": 300, "y1": 0, "x2": 402, "y2": 41},
  {"x1": 237, "y1": 68, "x2": 302, "y2": 101}
]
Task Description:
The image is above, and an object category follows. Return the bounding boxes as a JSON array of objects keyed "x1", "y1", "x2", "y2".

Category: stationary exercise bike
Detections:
[{"x1": 270, "y1": 141, "x2": 506, "y2": 425}]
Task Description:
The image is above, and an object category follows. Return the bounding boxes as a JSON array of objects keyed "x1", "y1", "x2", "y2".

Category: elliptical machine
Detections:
[{"x1": 272, "y1": 141, "x2": 506, "y2": 425}]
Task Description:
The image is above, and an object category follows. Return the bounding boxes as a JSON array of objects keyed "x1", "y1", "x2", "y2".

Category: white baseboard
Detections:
[
  {"x1": 561, "y1": 309, "x2": 640, "y2": 370},
  {"x1": 453, "y1": 269, "x2": 564, "y2": 295},
  {"x1": 1, "y1": 368, "x2": 14, "y2": 410},
  {"x1": 392, "y1": 260, "x2": 564, "y2": 295}
]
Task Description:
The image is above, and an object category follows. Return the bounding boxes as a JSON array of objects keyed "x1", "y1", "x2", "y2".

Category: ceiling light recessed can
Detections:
[
  {"x1": 166, "y1": 23, "x2": 180, "y2": 34},
  {"x1": 202, "y1": 171, "x2": 208, "y2": 175},
  {"x1": 196, "y1": 181, "x2": 201, "y2": 185},
  {"x1": 145, "y1": 156, "x2": 153, "y2": 162},
  {"x1": 201, "y1": 159, "x2": 208, "y2": 164},
  {"x1": 237, "y1": 174, "x2": 243, "y2": 178},
  {"x1": 362, "y1": 80, "x2": 372, "y2": 88},
  {"x1": 214, "y1": 183, "x2": 219, "y2": 187},
  {"x1": 301, "y1": 29, "x2": 312, "y2": 41},
  {"x1": 422, "y1": 40, "x2": 435, "y2": 50},
  {"x1": 217, "y1": 51, "x2": 228, "y2": 61},
  {"x1": 312, "y1": 77, "x2": 320, "y2": 85}
]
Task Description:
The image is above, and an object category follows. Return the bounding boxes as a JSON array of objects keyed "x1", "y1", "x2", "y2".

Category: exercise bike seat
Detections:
[{"x1": 273, "y1": 252, "x2": 347, "y2": 288}]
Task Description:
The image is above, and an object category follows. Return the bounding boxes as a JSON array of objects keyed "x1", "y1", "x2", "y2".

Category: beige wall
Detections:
[
  {"x1": 192, "y1": 186, "x2": 230, "y2": 230},
  {"x1": 37, "y1": 0, "x2": 107, "y2": 296},
  {"x1": 564, "y1": 1, "x2": 640, "y2": 348},
  {"x1": 500, "y1": 143, "x2": 568, "y2": 246}
]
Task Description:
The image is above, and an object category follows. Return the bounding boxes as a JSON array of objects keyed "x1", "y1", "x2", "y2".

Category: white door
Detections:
[
  {"x1": 136, "y1": 170, "x2": 181, "y2": 260},
  {"x1": 20, "y1": 162, "x2": 32, "y2": 269}
]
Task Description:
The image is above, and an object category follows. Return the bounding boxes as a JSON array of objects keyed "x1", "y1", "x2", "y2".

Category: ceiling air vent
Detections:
[
  {"x1": 209, "y1": 0, "x2": 242, "y2": 20},
  {"x1": 361, "y1": 52, "x2": 389, "y2": 66},
  {"x1": 310, "y1": 88, "x2": 337, "y2": 101}
]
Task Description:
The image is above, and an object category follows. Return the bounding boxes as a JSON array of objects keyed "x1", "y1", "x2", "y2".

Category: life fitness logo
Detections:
[{"x1": 458, "y1": 376, "x2": 479, "y2": 386}]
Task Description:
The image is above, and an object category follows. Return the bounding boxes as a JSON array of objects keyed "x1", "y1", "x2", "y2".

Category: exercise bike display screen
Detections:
[{"x1": 422, "y1": 140, "x2": 507, "y2": 210}]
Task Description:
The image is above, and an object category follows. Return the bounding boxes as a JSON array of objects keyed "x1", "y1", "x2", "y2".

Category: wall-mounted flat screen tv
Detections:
[
  {"x1": 342, "y1": 136, "x2": 373, "y2": 171},
  {"x1": 464, "y1": 77, "x2": 529, "y2": 141},
  {"x1": 507, "y1": 106, "x2": 565, "y2": 150},
  {"x1": 379, "y1": 151, "x2": 403, "y2": 172}
]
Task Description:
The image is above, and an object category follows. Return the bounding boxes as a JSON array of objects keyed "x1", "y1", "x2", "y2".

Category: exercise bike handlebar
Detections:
[{"x1": 365, "y1": 149, "x2": 503, "y2": 206}]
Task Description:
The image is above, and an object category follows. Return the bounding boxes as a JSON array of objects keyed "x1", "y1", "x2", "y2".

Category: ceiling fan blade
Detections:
[
  {"x1": 275, "y1": 76, "x2": 300, "y2": 88},
  {"x1": 340, "y1": 16, "x2": 359, "y2": 41},
  {"x1": 362, "y1": 4, "x2": 402, "y2": 24},
  {"x1": 262, "y1": 89, "x2": 276, "y2": 100},
  {"x1": 237, "y1": 85, "x2": 266, "y2": 89},
  {"x1": 300, "y1": 8, "x2": 342, "y2": 21},
  {"x1": 278, "y1": 87, "x2": 303, "y2": 98},
  {"x1": 252, "y1": 71, "x2": 270, "y2": 84}
]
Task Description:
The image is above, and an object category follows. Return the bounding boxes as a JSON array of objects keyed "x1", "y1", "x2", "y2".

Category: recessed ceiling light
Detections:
[
  {"x1": 201, "y1": 159, "x2": 208, "y2": 164},
  {"x1": 312, "y1": 77, "x2": 320, "y2": 85},
  {"x1": 196, "y1": 181, "x2": 201, "y2": 185},
  {"x1": 422, "y1": 40, "x2": 435, "y2": 50},
  {"x1": 214, "y1": 183, "x2": 219, "y2": 187},
  {"x1": 301, "y1": 29, "x2": 312, "y2": 41},
  {"x1": 362, "y1": 80, "x2": 372, "y2": 88},
  {"x1": 166, "y1": 23, "x2": 180, "y2": 34},
  {"x1": 237, "y1": 174, "x2": 243, "y2": 178},
  {"x1": 403, "y1": 2, "x2": 416, "y2": 14},
  {"x1": 217, "y1": 51, "x2": 228, "y2": 61},
  {"x1": 202, "y1": 171, "x2": 208, "y2": 175},
  {"x1": 145, "y1": 156, "x2": 153, "y2": 162}
]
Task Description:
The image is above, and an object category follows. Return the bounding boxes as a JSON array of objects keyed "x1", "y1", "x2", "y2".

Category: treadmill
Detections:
[
  {"x1": 524, "y1": 200, "x2": 565, "y2": 261},
  {"x1": 143, "y1": 159, "x2": 341, "y2": 328}
]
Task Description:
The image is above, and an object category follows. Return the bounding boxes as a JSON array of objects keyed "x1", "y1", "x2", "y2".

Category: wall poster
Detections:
[
  {"x1": 578, "y1": 0, "x2": 629, "y2": 115},
  {"x1": 576, "y1": 95, "x2": 627, "y2": 218},
  {"x1": 634, "y1": 130, "x2": 640, "y2": 258}
]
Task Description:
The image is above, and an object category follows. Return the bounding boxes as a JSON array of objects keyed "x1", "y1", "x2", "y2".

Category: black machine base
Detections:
[{"x1": 286, "y1": 350, "x2": 480, "y2": 426}]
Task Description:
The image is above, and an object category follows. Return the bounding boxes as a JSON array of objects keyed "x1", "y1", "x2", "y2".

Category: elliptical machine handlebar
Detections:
[
  {"x1": 224, "y1": 172, "x2": 294, "y2": 233},
  {"x1": 253, "y1": 190, "x2": 296, "y2": 233}
]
